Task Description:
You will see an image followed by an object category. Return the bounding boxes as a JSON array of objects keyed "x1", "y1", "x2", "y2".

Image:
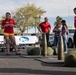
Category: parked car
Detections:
[
  {"x1": 49, "y1": 28, "x2": 75, "y2": 47},
  {"x1": 49, "y1": 33, "x2": 54, "y2": 46},
  {"x1": 67, "y1": 28, "x2": 75, "y2": 48}
]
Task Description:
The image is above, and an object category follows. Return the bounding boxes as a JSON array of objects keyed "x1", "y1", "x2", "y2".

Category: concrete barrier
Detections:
[
  {"x1": 58, "y1": 36, "x2": 64, "y2": 60},
  {"x1": 64, "y1": 49, "x2": 76, "y2": 67}
]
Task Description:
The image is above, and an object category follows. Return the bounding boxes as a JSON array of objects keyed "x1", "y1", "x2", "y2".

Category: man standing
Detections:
[
  {"x1": 73, "y1": 7, "x2": 76, "y2": 47},
  {"x1": 37, "y1": 17, "x2": 51, "y2": 46}
]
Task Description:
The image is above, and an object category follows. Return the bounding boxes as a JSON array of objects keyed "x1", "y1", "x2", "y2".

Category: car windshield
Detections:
[{"x1": 69, "y1": 29, "x2": 75, "y2": 33}]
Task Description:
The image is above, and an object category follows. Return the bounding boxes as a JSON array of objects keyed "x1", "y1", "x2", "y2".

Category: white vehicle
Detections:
[
  {"x1": 0, "y1": 35, "x2": 38, "y2": 45},
  {"x1": 67, "y1": 28, "x2": 75, "y2": 47},
  {"x1": 0, "y1": 34, "x2": 38, "y2": 51},
  {"x1": 49, "y1": 28, "x2": 75, "y2": 47},
  {"x1": 49, "y1": 33, "x2": 54, "y2": 46}
]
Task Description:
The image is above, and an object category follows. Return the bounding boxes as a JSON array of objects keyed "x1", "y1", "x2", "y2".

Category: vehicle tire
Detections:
[
  {"x1": 1, "y1": 48, "x2": 5, "y2": 52},
  {"x1": 67, "y1": 38, "x2": 73, "y2": 48}
]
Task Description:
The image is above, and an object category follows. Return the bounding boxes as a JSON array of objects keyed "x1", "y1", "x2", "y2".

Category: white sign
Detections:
[
  {"x1": 0, "y1": 36, "x2": 4, "y2": 44},
  {"x1": 0, "y1": 35, "x2": 38, "y2": 45}
]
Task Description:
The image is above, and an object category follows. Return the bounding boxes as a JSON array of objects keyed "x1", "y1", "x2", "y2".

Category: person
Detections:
[
  {"x1": 61, "y1": 20, "x2": 68, "y2": 53},
  {"x1": 1, "y1": 12, "x2": 20, "y2": 55},
  {"x1": 73, "y1": 7, "x2": 76, "y2": 47},
  {"x1": 37, "y1": 17, "x2": 51, "y2": 46},
  {"x1": 74, "y1": 7, "x2": 76, "y2": 28},
  {"x1": 53, "y1": 21, "x2": 62, "y2": 46}
]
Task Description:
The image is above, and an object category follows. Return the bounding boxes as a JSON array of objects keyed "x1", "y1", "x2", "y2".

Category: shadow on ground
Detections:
[
  {"x1": 0, "y1": 68, "x2": 76, "y2": 75},
  {"x1": 0, "y1": 52, "x2": 22, "y2": 58},
  {"x1": 41, "y1": 61, "x2": 64, "y2": 67}
]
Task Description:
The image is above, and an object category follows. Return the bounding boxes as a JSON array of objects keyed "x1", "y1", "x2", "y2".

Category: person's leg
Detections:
[
  {"x1": 54, "y1": 36, "x2": 56, "y2": 46},
  {"x1": 46, "y1": 33, "x2": 49, "y2": 46},
  {"x1": 42, "y1": 34, "x2": 44, "y2": 47},
  {"x1": 42, "y1": 33, "x2": 48, "y2": 46},
  {"x1": 63, "y1": 35, "x2": 67, "y2": 52},
  {"x1": 56, "y1": 36, "x2": 59, "y2": 47},
  {"x1": 9, "y1": 35, "x2": 20, "y2": 55},
  {"x1": 73, "y1": 30, "x2": 76, "y2": 47},
  {"x1": 4, "y1": 35, "x2": 10, "y2": 54},
  {"x1": 54, "y1": 35, "x2": 58, "y2": 46}
]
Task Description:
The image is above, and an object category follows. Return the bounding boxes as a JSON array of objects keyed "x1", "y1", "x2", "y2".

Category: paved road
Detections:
[{"x1": 0, "y1": 51, "x2": 76, "y2": 75}]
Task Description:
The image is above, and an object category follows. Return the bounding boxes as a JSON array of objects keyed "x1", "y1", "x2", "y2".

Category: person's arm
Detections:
[
  {"x1": 10, "y1": 19, "x2": 16, "y2": 27},
  {"x1": 13, "y1": 19, "x2": 16, "y2": 27},
  {"x1": 48, "y1": 23, "x2": 51, "y2": 33},
  {"x1": 62, "y1": 26, "x2": 68, "y2": 35},
  {"x1": 53, "y1": 26, "x2": 58, "y2": 32},
  {"x1": 53, "y1": 27, "x2": 56, "y2": 32},
  {"x1": 65, "y1": 26, "x2": 68, "y2": 35},
  {"x1": 1, "y1": 20, "x2": 5, "y2": 29},
  {"x1": 37, "y1": 23, "x2": 43, "y2": 33},
  {"x1": 37, "y1": 25, "x2": 42, "y2": 33},
  {"x1": 74, "y1": 16, "x2": 76, "y2": 28},
  {"x1": 49, "y1": 25, "x2": 51, "y2": 33}
]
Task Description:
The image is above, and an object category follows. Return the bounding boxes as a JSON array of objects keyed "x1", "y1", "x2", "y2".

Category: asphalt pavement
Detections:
[{"x1": 0, "y1": 51, "x2": 76, "y2": 75}]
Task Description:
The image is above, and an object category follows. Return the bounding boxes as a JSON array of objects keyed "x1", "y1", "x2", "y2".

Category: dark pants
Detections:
[
  {"x1": 62, "y1": 35, "x2": 67, "y2": 52},
  {"x1": 54, "y1": 35, "x2": 59, "y2": 46},
  {"x1": 73, "y1": 29, "x2": 76, "y2": 47},
  {"x1": 42, "y1": 33, "x2": 49, "y2": 46}
]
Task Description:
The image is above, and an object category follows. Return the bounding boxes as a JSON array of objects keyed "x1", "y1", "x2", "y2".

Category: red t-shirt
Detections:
[
  {"x1": 74, "y1": 16, "x2": 76, "y2": 28},
  {"x1": 39, "y1": 22, "x2": 51, "y2": 33},
  {"x1": 2, "y1": 19, "x2": 16, "y2": 33}
]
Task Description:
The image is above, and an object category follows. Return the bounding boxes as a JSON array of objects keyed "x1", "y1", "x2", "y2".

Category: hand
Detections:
[
  {"x1": 4, "y1": 25, "x2": 9, "y2": 27},
  {"x1": 5, "y1": 24, "x2": 14, "y2": 27},
  {"x1": 40, "y1": 31, "x2": 43, "y2": 34},
  {"x1": 9, "y1": 24, "x2": 14, "y2": 27},
  {"x1": 54, "y1": 29, "x2": 58, "y2": 31},
  {"x1": 48, "y1": 31, "x2": 50, "y2": 33}
]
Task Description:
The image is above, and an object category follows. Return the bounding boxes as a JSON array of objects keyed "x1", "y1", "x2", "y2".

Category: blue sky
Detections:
[{"x1": 0, "y1": 0, "x2": 76, "y2": 33}]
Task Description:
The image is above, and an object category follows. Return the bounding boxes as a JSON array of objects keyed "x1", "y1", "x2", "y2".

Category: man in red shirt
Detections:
[
  {"x1": 37, "y1": 17, "x2": 51, "y2": 46},
  {"x1": 2, "y1": 12, "x2": 20, "y2": 55},
  {"x1": 73, "y1": 7, "x2": 76, "y2": 47}
]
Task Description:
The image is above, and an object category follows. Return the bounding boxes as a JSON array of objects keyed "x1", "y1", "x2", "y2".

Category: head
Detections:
[
  {"x1": 56, "y1": 21, "x2": 61, "y2": 26},
  {"x1": 61, "y1": 20, "x2": 67, "y2": 28},
  {"x1": 61, "y1": 20, "x2": 66, "y2": 25},
  {"x1": 44, "y1": 17, "x2": 48, "y2": 22},
  {"x1": 6, "y1": 12, "x2": 11, "y2": 19},
  {"x1": 73, "y1": 7, "x2": 76, "y2": 15}
]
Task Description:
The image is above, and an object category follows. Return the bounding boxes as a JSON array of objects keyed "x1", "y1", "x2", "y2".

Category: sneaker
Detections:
[{"x1": 64, "y1": 51, "x2": 67, "y2": 54}]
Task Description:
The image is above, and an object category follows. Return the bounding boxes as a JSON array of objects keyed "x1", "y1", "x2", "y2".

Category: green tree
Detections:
[
  {"x1": 0, "y1": 17, "x2": 5, "y2": 34},
  {"x1": 54, "y1": 16, "x2": 62, "y2": 26},
  {"x1": 13, "y1": 3, "x2": 46, "y2": 33}
]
